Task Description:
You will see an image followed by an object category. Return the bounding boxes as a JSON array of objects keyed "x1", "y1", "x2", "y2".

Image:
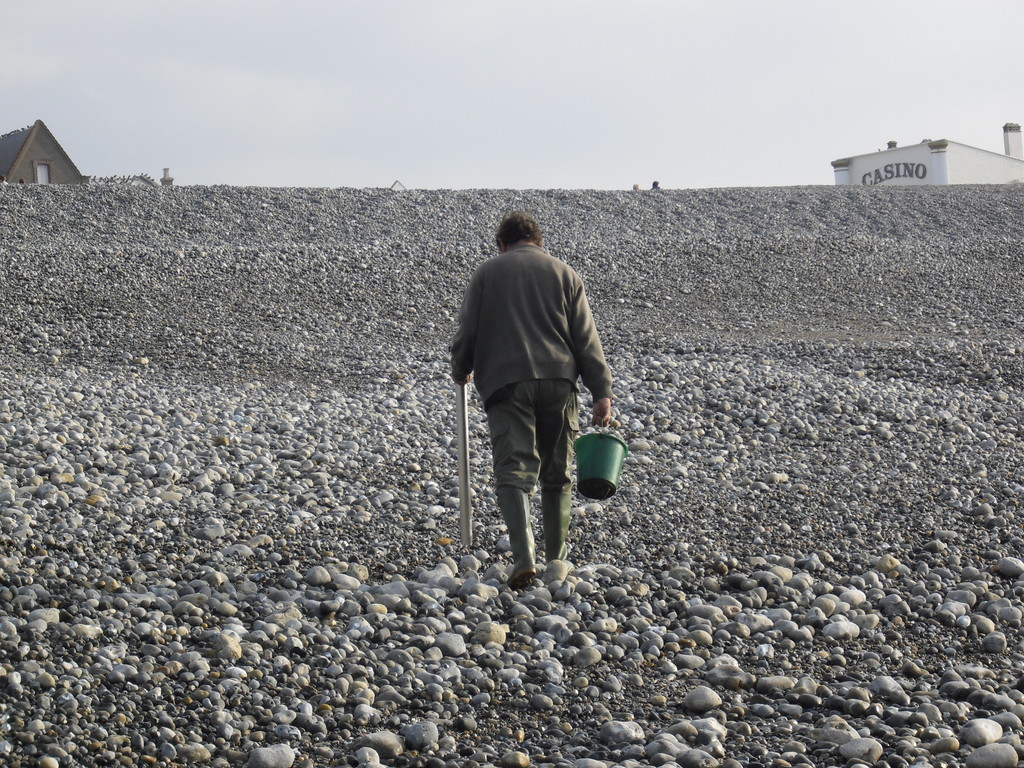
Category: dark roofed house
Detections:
[{"x1": 0, "y1": 119, "x2": 85, "y2": 184}]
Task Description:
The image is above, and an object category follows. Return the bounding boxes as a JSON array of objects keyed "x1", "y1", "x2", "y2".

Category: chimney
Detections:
[
  {"x1": 161, "y1": 168, "x2": 174, "y2": 186},
  {"x1": 1004, "y1": 123, "x2": 1022, "y2": 160},
  {"x1": 887, "y1": 140, "x2": 898, "y2": 149}
]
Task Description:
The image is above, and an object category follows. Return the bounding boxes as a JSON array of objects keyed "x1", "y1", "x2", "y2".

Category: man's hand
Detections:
[
  {"x1": 453, "y1": 373, "x2": 472, "y2": 385},
  {"x1": 592, "y1": 397, "x2": 612, "y2": 427}
]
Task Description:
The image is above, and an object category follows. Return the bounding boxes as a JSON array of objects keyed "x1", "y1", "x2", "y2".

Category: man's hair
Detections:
[{"x1": 496, "y1": 211, "x2": 543, "y2": 248}]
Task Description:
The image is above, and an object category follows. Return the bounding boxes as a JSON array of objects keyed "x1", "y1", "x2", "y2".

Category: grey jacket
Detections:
[{"x1": 450, "y1": 244, "x2": 613, "y2": 405}]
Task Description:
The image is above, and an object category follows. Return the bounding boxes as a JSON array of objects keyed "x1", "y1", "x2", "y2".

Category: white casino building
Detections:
[{"x1": 832, "y1": 123, "x2": 1024, "y2": 186}]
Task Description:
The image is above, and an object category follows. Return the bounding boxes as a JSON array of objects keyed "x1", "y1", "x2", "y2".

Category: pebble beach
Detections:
[{"x1": 2, "y1": 183, "x2": 1024, "y2": 768}]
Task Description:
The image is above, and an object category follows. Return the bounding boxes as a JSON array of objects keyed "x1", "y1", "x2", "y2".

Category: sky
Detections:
[{"x1": 4, "y1": 1, "x2": 1022, "y2": 190}]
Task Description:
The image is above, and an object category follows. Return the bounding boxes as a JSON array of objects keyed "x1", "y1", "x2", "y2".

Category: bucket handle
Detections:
[{"x1": 577, "y1": 426, "x2": 628, "y2": 442}]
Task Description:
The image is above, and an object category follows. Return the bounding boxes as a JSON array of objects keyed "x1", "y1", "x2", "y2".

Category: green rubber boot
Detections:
[
  {"x1": 542, "y1": 488, "x2": 572, "y2": 562},
  {"x1": 497, "y1": 485, "x2": 536, "y2": 589}
]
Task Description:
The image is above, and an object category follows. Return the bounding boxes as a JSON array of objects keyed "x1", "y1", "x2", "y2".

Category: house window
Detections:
[{"x1": 35, "y1": 163, "x2": 51, "y2": 184}]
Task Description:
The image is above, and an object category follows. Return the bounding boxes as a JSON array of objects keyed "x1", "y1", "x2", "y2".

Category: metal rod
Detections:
[{"x1": 456, "y1": 383, "x2": 473, "y2": 546}]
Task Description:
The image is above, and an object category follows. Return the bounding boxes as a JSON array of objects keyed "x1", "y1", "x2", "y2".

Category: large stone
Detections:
[
  {"x1": 354, "y1": 731, "x2": 404, "y2": 759},
  {"x1": 683, "y1": 685, "x2": 722, "y2": 713},
  {"x1": 961, "y1": 718, "x2": 1004, "y2": 748},
  {"x1": 965, "y1": 743, "x2": 1019, "y2": 768},
  {"x1": 600, "y1": 720, "x2": 646, "y2": 745},
  {"x1": 247, "y1": 745, "x2": 295, "y2": 768},
  {"x1": 402, "y1": 721, "x2": 439, "y2": 752},
  {"x1": 839, "y1": 737, "x2": 884, "y2": 763}
]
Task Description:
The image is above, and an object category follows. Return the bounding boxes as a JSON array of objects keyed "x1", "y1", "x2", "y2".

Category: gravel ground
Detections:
[{"x1": 1, "y1": 183, "x2": 1024, "y2": 768}]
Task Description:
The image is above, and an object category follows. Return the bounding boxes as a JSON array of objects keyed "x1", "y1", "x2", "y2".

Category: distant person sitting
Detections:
[{"x1": 651, "y1": 181, "x2": 661, "y2": 190}]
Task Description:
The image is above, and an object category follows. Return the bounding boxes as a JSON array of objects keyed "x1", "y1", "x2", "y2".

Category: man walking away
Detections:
[{"x1": 450, "y1": 211, "x2": 613, "y2": 589}]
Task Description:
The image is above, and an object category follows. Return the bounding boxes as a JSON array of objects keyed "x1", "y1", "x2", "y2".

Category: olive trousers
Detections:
[
  {"x1": 486, "y1": 379, "x2": 579, "y2": 494},
  {"x1": 487, "y1": 380, "x2": 578, "y2": 579}
]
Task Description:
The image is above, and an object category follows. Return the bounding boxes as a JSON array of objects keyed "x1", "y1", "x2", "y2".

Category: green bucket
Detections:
[{"x1": 575, "y1": 433, "x2": 628, "y2": 500}]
